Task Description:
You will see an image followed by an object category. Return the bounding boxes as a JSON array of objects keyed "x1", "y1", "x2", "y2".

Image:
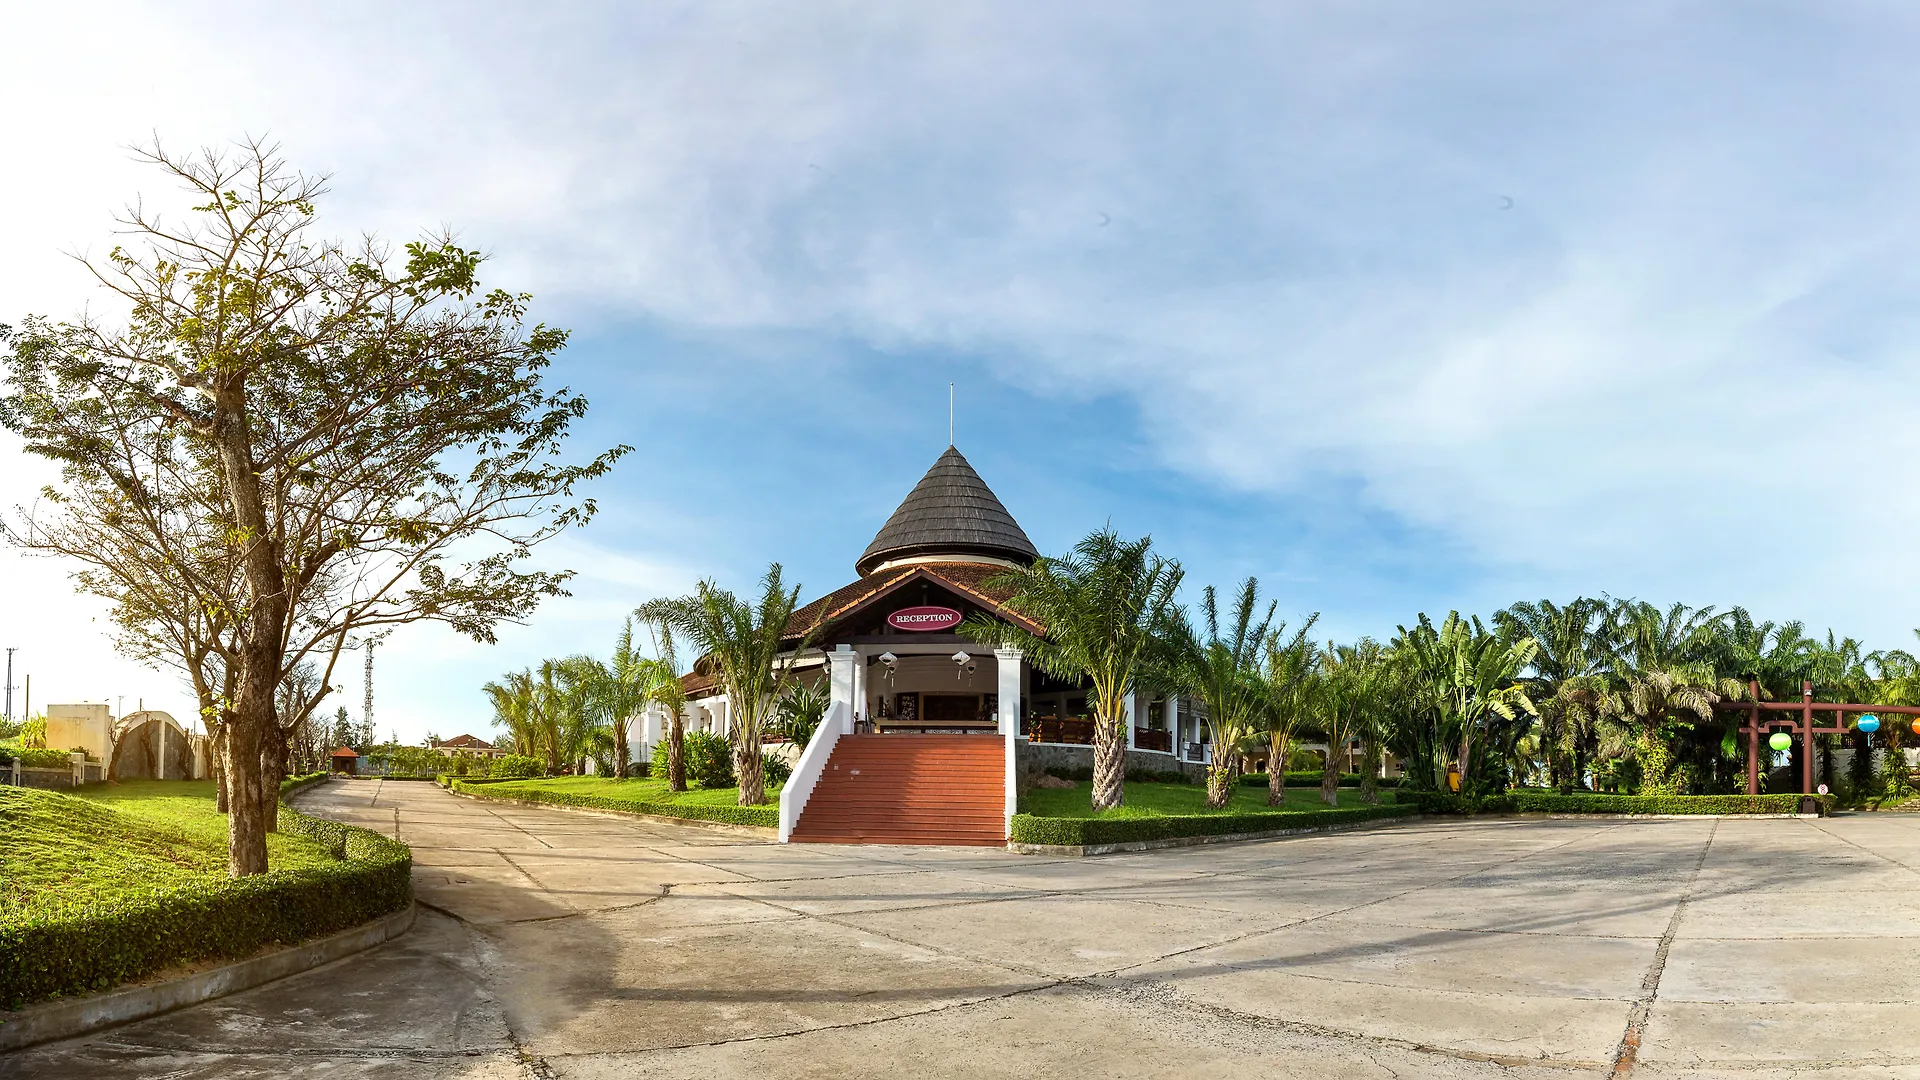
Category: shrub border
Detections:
[
  {"x1": 447, "y1": 778, "x2": 779, "y2": 831},
  {"x1": 0, "y1": 778, "x2": 413, "y2": 1013},
  {"x1": 1010, "y1": 802, "x2": 1419, "y2": 854},
  {"x1": 1406, "y1": 790, "x2": 1835, "y2": 816}
]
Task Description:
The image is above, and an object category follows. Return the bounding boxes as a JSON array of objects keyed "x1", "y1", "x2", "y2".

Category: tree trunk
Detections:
[
  {"x1": 1321, "y1": 739, "x2": 1341, "y2": 806},
  {"x1": 259, "y1": 730, "x2": 287, "y2": 833},
  {"x1": 1266, "y1": 730, "x2": 1289, "y2": 806},
  {"x1": 734, "y1": 730, "x2": 767, "y2": 806},
  {"x1": 1091, "y1": 710, "x2": 1126, "y2": 811},
  {"x1": 1358, "y1": 732, "x2": 1380, "y2": 805},
  {"x1": 1204, "y1": 761, "x2": 1233, "y2": 809},
  {"x1": 224, "y1": 710, "x2": 271, "y2": 876},
  {"x1": 213, "y1": 723, "x2": 230, "y2": 813},
  {"x1": 667, "y1": 715, "x2": 687, "y2": 792},
  {"x1": 612, "y1": 712, "x2": 628, "y2": 780}
]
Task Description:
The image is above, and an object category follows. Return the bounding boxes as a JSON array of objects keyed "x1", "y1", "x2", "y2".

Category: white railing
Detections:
[
  {"x1": 779, "y1": 646, "x2": 856, "y2": 842},
  {"x1": 778, "y1": 706, "x2": 846, "y2": 841}
]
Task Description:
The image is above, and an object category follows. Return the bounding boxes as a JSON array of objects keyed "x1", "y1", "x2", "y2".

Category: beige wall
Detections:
[{"x1": 46, "y1": 704, "x2": 113, "y2": 760}]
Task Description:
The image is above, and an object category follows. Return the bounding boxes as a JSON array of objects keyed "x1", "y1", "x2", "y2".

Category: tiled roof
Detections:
[
  {"x1": 855, "y1": 446, "x2": 1038, "y2": 575},
  {"x1": 434, "y1": 734, "x2": 496, "y2": 750}
]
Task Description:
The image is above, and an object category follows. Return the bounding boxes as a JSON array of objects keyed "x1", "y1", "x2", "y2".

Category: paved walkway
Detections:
[{"x1": 12, "y1": 780, "x2": 1920, "y2": 1078}]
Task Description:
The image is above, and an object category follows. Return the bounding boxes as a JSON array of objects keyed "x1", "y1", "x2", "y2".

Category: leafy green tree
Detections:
[
  {"x1": 775, "y1": 680, "x2": 831, "y2": 753},
  {"x1": 961, "y1": 529, "x2": 1183, "y2": 811},
  {"x1": 639, "y1": 564, "x2": 811, "y2": 806},
  {"x1": 1393, "y1": 612, "x2": 1538, "y2": 794},
  {"x1": 1, "y1": 140, "x2": 622, "y2": 874}
]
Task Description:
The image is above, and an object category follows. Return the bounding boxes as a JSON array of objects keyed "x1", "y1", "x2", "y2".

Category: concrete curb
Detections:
[
  {"x1": 1008, "y1": 813, "x2": 1425, "y2": 857},
  {"x1": 442, "y1": 787, "x2": 778, "y2": 838},
  {"x1": 0, "y1": 903, "x2": 416, "y2": 1053}
]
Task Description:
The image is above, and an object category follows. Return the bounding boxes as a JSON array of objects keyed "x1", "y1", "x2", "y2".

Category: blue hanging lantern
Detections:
[
  {"x1": 1769, "y1": 731, "x2": 1793, "y2": 752},
  {"x1": 1858, "y1": 714, "x2": 1881, "y2": 734}
]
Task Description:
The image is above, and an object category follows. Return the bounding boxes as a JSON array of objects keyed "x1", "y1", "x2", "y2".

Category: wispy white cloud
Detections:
[{"x1": 7, "y1": 2, "x2": 1920, "y2": 735}]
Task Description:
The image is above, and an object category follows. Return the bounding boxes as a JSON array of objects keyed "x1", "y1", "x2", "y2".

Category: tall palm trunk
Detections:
[
  {"x1": 612, "y1": 712, "x2": 629, "y2": 779},
  {"x1": 1358, "y1": 732, "x2": 1380, "y2": 805},
  {"x1": 1092, "y1": 703, "x2": 1127, "y2": 810},
  {"x1": 1320, "y1": 742, "x2": 1341, "y2": 806},
  {"x1": 1266, "y1": 729, "x2": 1289, "y2": 806},
  {"x1": 734, "y1": 728, "x2": 767, "y2": 805},
  {"x1": 667, "y1": 714, "x2": 687, "y2": 791}
]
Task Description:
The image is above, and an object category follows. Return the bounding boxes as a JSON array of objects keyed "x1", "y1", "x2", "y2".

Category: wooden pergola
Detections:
[{"x1": 1714, "y1": 680, "x2": 1920, "y2": 795}]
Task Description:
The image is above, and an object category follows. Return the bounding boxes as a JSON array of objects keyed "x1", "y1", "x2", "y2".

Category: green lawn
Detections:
[
  {"x1": 1, "y1": 780, "x2": 340, "y2": 922},
  {"x1": 478, "y1": 775, "x2": 783, "y2": 806},
  {"x1": 1023, "y1": 780, "x2": 1396, "y2": 819}
]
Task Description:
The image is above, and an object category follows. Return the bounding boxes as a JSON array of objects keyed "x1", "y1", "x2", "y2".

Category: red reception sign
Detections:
[{"x1": 886, "y1": 606, "x2": 963, "y2": 632}]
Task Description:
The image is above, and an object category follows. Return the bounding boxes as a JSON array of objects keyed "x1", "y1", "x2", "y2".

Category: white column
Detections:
[
  {"x1": 1159, "y1": 687, "x2": 1175, "y2": 757},
  {"x1": 710, "y1": 698, "x2": 729, "y2": 739},
  {"x1": 996, "y1": 647, "x2": 1024, "y2": 835},
  {"x1": 1124, "y1": 690, "x2": 1138, "y2": 751},
  {"x1": 830, "y1": 644, "x2": 857, "y2": 735},
  {"x1": 851, "y1": 647, "x2": 867, "y2": 727}
]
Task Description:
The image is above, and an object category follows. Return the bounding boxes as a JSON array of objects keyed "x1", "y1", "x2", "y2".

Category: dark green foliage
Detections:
[
  {"x1": 0, "y1": 747, "x2": 78, "y2": 769},
  {"x1": 449, "y1": 777, "x2": 777, "y2": 828},
  {"x1": 763, "y1": 754, "x2": 793, "y2": 786},
  {"x1": 0, "y1": 797, "x2": 410, "y2": 1010},
  {"x1": 681, "y1": 730, "x2": 735, "y2": 789},
  {"x1": 1009, "y1": 803, "x2": 1417, "y2": 847},
  {"x1": 489, "y1": 754, "x2": 544, "y2": 779},
  {"x1": 1408, "y1": 790, "x2": 1829, "y2": 815},
  {"x1": 1240, "y1": 772, "x2": 1401, "y2": 789},
  {"x1": 1043, "y1": 765, "x2": 1194, "y2": 784}
]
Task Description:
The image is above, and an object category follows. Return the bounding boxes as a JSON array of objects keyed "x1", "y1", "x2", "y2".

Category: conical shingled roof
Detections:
[{"x1": 855, "y1": 446, "x2": 1039, "y2": 576}]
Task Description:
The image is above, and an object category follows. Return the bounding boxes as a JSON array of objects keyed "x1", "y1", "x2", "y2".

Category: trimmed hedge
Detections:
[
  {"x1": 450, "y1": 778, "x2": 779, "y2": 829},
  {"x1": 0, "y1": 798, "x2": 411, "y2": 1010},
  {"x1": 0, "y1": 747, "x2": 78, "y2": 769},
  {"x1": 1407, "y1": 790, "x2": 1832, "y2": 816},
  {"x1": 1240, "y1": 772, "x2": 1401, "y2": 790},
  {"x1": 1010, "y1": 803, "x2": 1418, "y2": 848}
]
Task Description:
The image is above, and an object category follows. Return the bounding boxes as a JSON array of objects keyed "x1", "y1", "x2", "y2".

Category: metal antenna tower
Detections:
[{"x1": 3, "y1": 648, "x2": 14, "y2": 725}]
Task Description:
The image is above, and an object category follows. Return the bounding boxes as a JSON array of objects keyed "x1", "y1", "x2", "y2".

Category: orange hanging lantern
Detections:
[{"x1": 1910, "y1": 718, "x2": 1920, "y2": 737}]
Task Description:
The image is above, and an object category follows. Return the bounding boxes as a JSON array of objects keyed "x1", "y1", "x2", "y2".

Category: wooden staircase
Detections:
[{"x1": 789, "y1": 735, "x2": 1006, "y2": 846}]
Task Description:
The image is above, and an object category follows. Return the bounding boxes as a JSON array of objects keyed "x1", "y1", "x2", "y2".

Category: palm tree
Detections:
[
  {"x1": 961, "y1": 528, "x2": 1184, "y2": 811},
  {"x1": 552, "y1": 622, "x2": 656, "y2": 779},
  {"x1": 1605, "y1": 600, "x2": 1740, "y2": 795},
  {"x1": 1499, "y1": 598, "x2": 1615, "y2": 792},
  {"x1": 1319, "y1": 638, "x2": 1392, "y2": 806},
  {"x1": 484, "y1": 669, "x2": 540, "y2": 762},
  {"x1": 1258, "y1": 619, "x2": 1323, "y2": 806},
  {"x1": 637, "y1": 564, "x2": 811, "y2": 806},
  {"x1": 635, "y1": 640, "x2": 689, "y2": 790},
  {"x1": 1162, "y1": 579, "x2": 1278, "y2": 809}
]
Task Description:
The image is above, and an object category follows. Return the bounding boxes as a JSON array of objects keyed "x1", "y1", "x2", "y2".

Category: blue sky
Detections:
[{"x1": 5, "y1": 3, "x2": 1920, "y2": 740}]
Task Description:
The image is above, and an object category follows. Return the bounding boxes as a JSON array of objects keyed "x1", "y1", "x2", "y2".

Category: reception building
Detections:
[{"x1": 632, "y1": 445, "x2": 1214, "y2": 845}]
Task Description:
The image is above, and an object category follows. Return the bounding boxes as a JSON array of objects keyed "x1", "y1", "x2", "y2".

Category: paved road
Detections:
[{"x1": 12, "y1": 780, "x2": 1920, "y2": 1078}]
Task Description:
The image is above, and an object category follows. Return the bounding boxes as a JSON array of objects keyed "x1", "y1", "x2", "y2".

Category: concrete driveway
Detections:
[{"x1": 11, "y1": 780, "x2": 1920, "y2": 1079}]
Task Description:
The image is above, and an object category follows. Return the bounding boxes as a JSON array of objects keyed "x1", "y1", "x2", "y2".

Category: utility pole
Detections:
[
  {"x1": 4, "y1": 648, "x2": 14, "y2": 725},
  {"x1": 363, "y1": 639, "x2": 375, "y2": 740}
]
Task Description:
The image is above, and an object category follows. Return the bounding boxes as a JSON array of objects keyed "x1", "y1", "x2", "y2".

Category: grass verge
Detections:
[
  {"x1": 0, "y1": 776, "x2": 410, "y2": 1009},
  {"x1": 1012, "y1": 780, "x2": 1415, "y2": 847},
  {"x1": 449, "y1": 775, "x2": 782, "y2": 828}
]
